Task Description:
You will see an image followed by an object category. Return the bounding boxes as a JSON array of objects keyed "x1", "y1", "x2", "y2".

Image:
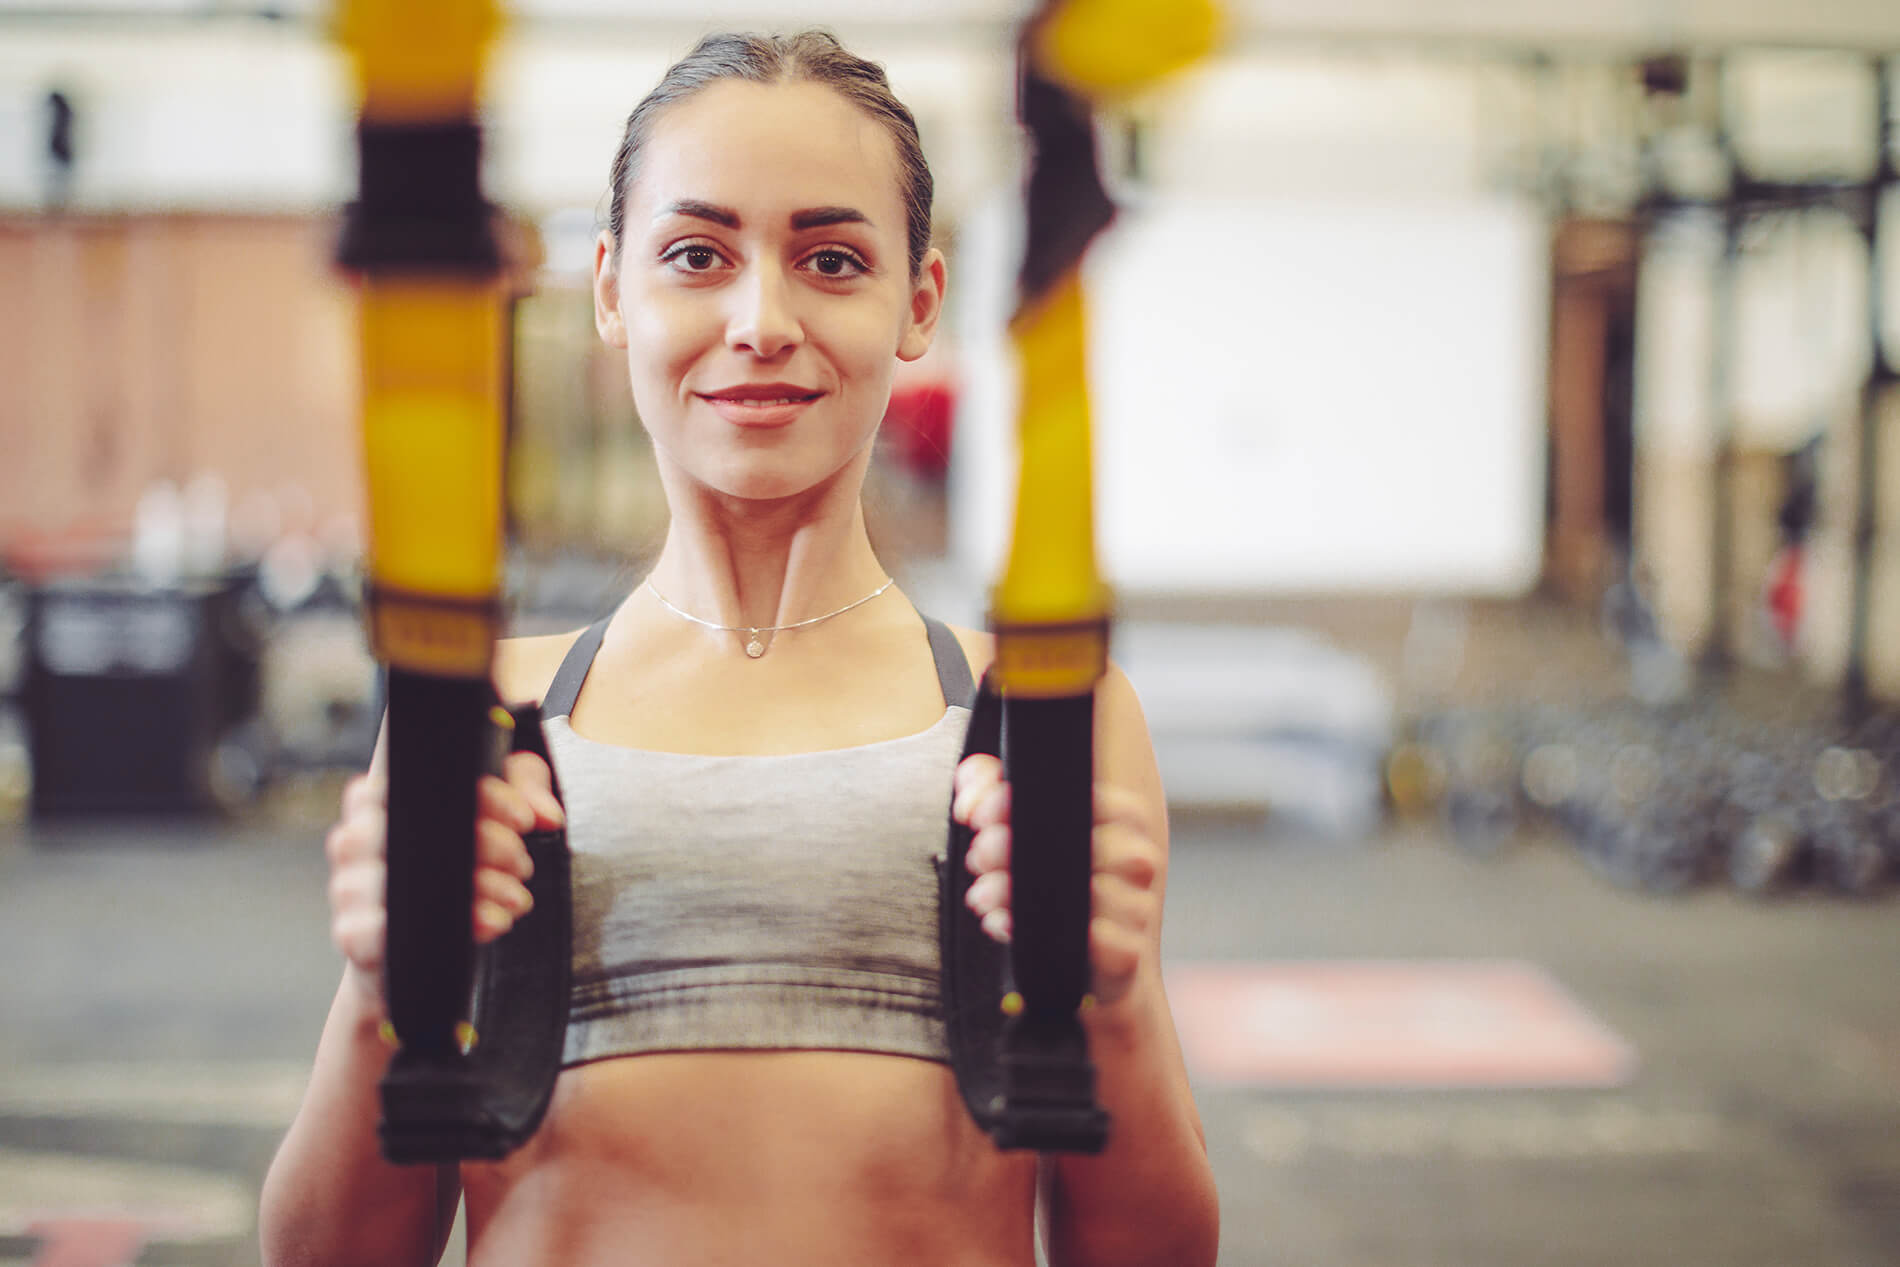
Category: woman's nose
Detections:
[{"x1": 725, "y1": 266, "x2": 803, "y2": 359}]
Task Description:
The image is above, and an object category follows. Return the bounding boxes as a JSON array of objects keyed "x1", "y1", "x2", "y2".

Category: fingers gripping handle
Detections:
[
  {"x1": 379, "y1": 689, "x2": 572, "y2": 1164},
  {"x1": 942, "y1": 675, "x2": 1108, "y2": 1154}
]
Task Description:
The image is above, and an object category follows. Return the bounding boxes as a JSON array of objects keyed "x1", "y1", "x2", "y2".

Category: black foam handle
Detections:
[
  {"x1": 382, "y1": 669, "x2": 489, "y2": 1060},
  {"x1": 379, "y1": 699, "x2": 573, "y2": 1164},
  {"x1": 1003, "y1": 693, "x2": 1096, "y2": 1017},
  {"x1": 940, "y1": 675, "x2": 1108, "y2": 1154}
]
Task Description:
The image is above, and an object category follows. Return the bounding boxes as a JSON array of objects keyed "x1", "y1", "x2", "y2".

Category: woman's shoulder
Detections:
[
  {"x1": 941, "y1": 622, "x2": 995, "y2": 679},
  {"x1": 493, "y1": 627, "x2": 593, "y2": 706}
]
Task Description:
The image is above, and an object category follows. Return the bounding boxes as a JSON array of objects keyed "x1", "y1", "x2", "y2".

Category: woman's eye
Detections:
[
  {"x1": 805, "y1": 249, "x2": 867, "y2": 279},
  {"x1": 662, "y1": 244, "x2": 724, "y2": 273}
]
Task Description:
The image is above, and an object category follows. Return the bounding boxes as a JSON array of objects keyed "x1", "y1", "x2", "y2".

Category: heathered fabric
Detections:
[{"x1": 544, "y1": 626, "x2": 971, "y2": 1068}]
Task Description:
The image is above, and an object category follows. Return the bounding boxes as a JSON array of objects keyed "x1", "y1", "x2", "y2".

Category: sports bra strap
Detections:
[
  {"x1": 538, "y1": 611, "x2": 971, "y2": 718},
  {"x1": 922, "y1": 615, "x2": 976, "y2": 709},
  {"x1": 541, "y1": 617, "x2": 609, "y2": 720}
]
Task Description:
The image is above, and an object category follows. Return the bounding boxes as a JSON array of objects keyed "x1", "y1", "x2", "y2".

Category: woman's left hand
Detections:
[{"x1": 951, "y1": 752, "x2": 1163, "y2": 1012}]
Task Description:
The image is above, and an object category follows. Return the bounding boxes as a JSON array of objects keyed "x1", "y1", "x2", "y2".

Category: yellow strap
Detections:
[
  {"x1": 1034, "y1": 0, "x2": 1223, "y2": 101},
  {"x1": 335, "y1": 0, "x2": 501, "y2": 121},
  {"x1": 991, "y1": 274, "x2": 1112, "y2": 697}
]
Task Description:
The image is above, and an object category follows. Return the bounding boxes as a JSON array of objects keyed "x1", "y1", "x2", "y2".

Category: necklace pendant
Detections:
[{"x1": 745, "y1": 634, "x2": 766, "y2": 659}]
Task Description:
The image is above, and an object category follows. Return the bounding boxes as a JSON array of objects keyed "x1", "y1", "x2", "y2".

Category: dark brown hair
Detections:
[{"x1": 605, "y1": 30, "x2": 934, "y2": 278}]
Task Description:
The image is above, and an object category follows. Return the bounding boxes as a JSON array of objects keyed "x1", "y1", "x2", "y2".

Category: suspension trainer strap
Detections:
[
  {"x1": 941, "y1": 671, "x2": 1109, "y2": 1154},
  {"x1": 379, "y1": 699, "x2": 572, "y2": 1163}
]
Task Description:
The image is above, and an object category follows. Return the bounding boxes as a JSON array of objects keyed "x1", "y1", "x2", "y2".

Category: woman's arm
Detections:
[
  {"x1": 955, "y1": 665, "x2": 1220, "y2": 1267},
  {"x1": 258, "y1": 969, "x2": 460, "y2": 1267},
  {"x1": 259, "y1": 704, "x2": 556, "y2": 1267}
]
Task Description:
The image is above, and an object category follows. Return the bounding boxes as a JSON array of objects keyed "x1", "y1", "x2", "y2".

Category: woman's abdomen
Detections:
[{"x1": 461, "y1": 1051, "x2": 1040, "y2": 1267}]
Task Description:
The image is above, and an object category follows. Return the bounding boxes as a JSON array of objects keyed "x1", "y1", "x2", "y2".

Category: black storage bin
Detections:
[{"x1": 24, "y1": 575, "x2": 263, "y2": 818}]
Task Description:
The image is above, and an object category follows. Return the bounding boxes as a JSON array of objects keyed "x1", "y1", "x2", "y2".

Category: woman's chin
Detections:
[
  {"x1": 696, "y1": 461, "x2": 847, "y2": 507},
  {"x1": 654, "y1": 436, "x2": 872, "y2": 509}
]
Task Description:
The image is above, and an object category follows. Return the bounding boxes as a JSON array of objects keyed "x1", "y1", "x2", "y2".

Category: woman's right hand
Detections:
[{"x1": 324, "y1": 753, "x2": 565, "y2": 1014}]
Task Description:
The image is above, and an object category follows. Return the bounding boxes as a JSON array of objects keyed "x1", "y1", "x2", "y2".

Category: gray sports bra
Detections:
[{"x1": 540, "y1": 613, "x2": 976, "y2": 1068}]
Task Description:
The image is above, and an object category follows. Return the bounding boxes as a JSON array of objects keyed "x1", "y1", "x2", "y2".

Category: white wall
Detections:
[
  {"x1": 0, "y1": 24, "x2": 351, "y2": 211},
  {"x1": 0, "y1": 21, "x2": 1017, "y2": 220},
  {"x1": 950, "y1": 192, "x2": 1551, "y2": 595}
]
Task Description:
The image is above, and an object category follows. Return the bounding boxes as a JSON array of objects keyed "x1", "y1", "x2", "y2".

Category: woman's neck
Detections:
[{"x1": 643, "y1": 466, "x2": 888, "y2": 635}]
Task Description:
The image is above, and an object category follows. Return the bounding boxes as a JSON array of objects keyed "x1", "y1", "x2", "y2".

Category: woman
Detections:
[{"x1": 261, "y1": 31, "x2": 1218, "y2": 1267}]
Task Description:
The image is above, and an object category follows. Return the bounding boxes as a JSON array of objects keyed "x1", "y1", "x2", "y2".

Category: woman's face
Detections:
[{"x1": 594, "y1": 78, "x2": 945, "y2": 504}]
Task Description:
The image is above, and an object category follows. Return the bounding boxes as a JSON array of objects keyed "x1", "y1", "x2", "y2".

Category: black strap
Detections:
[
  {"x1": 940, "y1": 675, "x2": 1109, "y2": 1154},
  {"x1": 543, "y1": 617, "x2": 610, "y2": 720},
  {"x1": 378, "y1": 698, "x2": 573, "y2": 1164},
  {"x1": 922, "y1": 615, "x2": 975, "y2": 708}
]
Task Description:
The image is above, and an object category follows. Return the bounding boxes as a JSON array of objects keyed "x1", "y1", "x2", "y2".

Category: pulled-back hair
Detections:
[{"x1": 605, "y1": 30, "x2": 934, "y2": 278}]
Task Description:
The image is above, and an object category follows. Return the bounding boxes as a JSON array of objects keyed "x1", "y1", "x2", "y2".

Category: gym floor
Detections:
[{"x1": 3, "y1": 598, "x2": 1898, "y2": 1267}]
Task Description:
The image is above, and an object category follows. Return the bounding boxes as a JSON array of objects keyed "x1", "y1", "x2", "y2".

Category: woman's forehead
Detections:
[{"x1": 633, "y1": 79, "x2": 905, "y2": 230}]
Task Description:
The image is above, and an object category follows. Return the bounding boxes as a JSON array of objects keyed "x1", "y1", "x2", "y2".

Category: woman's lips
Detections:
[{"x1": 697, "y1": 391, "x2": 822, "y2": 428}]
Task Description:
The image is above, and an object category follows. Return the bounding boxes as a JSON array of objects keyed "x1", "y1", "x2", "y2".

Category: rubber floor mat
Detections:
[{"x1": 1168, "y1": 959, "x2": 1636, "y2": 1089}]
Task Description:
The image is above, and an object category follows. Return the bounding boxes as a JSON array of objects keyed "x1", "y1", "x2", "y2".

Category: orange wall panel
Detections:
[{"x1": 0, "y1": 214, "x2": 362, "y2": 577}]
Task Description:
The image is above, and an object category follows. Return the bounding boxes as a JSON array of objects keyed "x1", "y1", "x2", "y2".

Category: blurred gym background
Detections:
[{"x1": 2, "y1": 1, "x2": 1899, "y2": 1264}]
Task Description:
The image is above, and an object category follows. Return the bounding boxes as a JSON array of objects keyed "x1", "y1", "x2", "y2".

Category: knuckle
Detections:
[
  {"x1": 342, "y1": 773, "x2": 384, "y2": 815},
  {"x1": 506, "y1": 751, "x2": 551, "y2": 784},
  {"x1": 481, "y1": 781, "x2": 534, "y2": 831},
  {"x1": 477, "y1": 869, "x2": 532, "y2": 913},
  {"x1": 1091, "y1": 921, "x2": 1140, "y2": 967},
  {"x1": 473, "y1": 900, "x2": 511, "y2": 937},
  {"x1": 1127, "y1": 895, "x2": 1157, "y2": 936},
  {"x1": 476, "y1": 817, "x2": 520, "y2": 857},
  {"x1": 333, "y1": 909, "x2": 384, "y2": 962},
  {"x1": 1127, "y1": 850, "x2": 1161, "y2": 888}
]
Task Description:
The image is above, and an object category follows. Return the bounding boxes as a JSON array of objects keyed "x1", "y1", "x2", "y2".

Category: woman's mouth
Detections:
[{"x1": 697, "y1": 387, "x2": 823, "y2": 427}]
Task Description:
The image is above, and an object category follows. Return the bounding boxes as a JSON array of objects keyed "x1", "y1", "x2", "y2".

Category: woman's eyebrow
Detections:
[
  {"x1": 656, "y1": 199, "x2": 740, "y2": 227},
  {"x1": 790, "y1": 206, "x2": 871, "y2": 230},
  {"x1": 652, "y1": 201, "x2": 872, "y2": 231}
]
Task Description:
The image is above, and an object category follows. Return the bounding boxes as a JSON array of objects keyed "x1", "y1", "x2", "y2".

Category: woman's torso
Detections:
[{"x1": 461, "y1": 601, "x2": 1037, "y2": 1266}]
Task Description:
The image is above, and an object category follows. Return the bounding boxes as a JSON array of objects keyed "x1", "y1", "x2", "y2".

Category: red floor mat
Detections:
[{"x1": 1167, "y1": 959, "x2": 1637, "y2": 1090}]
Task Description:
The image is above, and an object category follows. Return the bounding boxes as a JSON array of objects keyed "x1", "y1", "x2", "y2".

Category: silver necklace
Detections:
[{"x1": 644, "y1": 576, "x2": 896, "y2": 658}]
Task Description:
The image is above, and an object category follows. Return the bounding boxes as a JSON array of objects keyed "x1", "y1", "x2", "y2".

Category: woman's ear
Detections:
[
  {"x1": 897, "y1": 247, "x2": 947, "y2": 363},
  {"x1": 593, "y1": 230, "x2": 628, "y2": 349}
]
